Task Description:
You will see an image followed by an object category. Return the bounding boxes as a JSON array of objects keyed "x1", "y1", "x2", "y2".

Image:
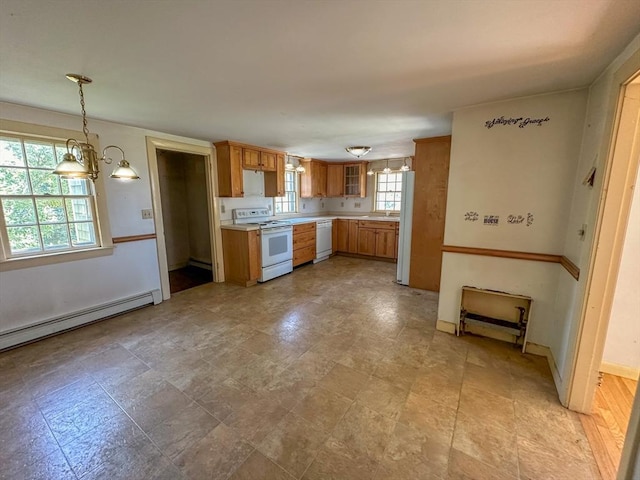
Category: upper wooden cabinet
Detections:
[
  {"x1": 300, "y1": 159, "x2": 327, "y2": 198},
  {"x1": 264, "y1": 154, "x2": 285, "y2": 197},
  {"x1": 344, "y1": 163, "x2": 367, "y2": 197},
  {"x1": 215, "y1": 142, "x2": 244, "y2": 197},
  {"x1": 259, "y1": 151, "x2": 277, "y2": 172},
  {"x1": 214, "y1": 140, "x2": 285, "y2": 197},
  {"x1": 242, "y1": 148, "x2": 261, "y2": 170},
  {"x1": 324, "y1": 162, "x2": 367, "y2": 198},
  {"x1": 327, "y1": 164, "x2": 344, "y2": 197}
]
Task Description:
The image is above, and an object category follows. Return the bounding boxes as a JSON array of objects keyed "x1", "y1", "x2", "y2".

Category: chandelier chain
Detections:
[{"x1": 78, "y1": 81, "x2": 90, "y2": 145}]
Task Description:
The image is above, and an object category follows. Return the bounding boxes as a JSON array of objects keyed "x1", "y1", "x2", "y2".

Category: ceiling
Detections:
[{"x1": 1, "y1": 1, "x2": 639, "y2": 161}]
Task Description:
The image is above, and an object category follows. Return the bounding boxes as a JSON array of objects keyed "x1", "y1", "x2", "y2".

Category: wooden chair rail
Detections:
[
  {"x1": 112, "y1": 234, "x2": 157, "y2": 244},
  {"x1": 442, "y1": 245, "x2": 579, "y2": 280}
]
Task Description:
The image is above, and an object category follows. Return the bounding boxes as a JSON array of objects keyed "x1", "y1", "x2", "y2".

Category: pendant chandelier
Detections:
[{"x1": 52, "y1": 74, "x2": 139, "y2": 182}]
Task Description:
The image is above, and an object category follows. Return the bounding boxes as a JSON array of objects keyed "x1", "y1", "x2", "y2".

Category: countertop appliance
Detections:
[
  {"x1": 232, "y1": 208, "x2": 293, "y2": 282},
  {"x1": 396, "y1": 171, "x2": 415, "y2": 285},
  {"x1": 314, "y1": 219, "x2": 333, "y2": 263}
]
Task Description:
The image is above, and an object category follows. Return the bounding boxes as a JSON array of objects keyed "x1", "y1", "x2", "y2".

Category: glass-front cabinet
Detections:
[{"x1": 344, "y1": 163, "x2": 367, "y2": 197}]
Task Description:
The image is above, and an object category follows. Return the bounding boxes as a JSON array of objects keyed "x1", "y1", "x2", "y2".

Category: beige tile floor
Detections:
[{"x1": 0, "y1": 256, "x2": 601, "y2": 480}]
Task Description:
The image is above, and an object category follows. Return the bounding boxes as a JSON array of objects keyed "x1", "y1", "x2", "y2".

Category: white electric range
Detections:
[{"x1": 232, "y1": 208, "x2": 293, "y2": 282}]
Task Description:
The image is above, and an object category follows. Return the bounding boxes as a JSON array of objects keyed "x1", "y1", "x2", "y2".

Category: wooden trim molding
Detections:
[
  {"x1": 560, "y1": 255, "x2": 580, "y2": 280},
  {"x1": 442, "y1": 245, "x2": 561, "y2": 263},
  {"x1": 112, "y1": 234, "x2": 157, "y2": 244},
  {"x1": 441, "y1": 245, "x2": 580, "y2": 280},
  {"x1": 413, "y1": 135, "x2": 452, "y2": 144}
]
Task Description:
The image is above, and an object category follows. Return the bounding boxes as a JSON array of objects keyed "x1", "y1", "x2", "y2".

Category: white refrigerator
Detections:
[{"x1": 396, "y1": 171, "x2": 415, "y2": 285}]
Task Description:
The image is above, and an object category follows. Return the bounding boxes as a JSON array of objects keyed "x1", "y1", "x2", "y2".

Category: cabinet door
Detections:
[
  {"x1": 230, "y1": 145, "x2": 244, "y2": 197},
  {"x1": 358, "y1": 228, "x2": 377, "y2": 256},
  {"x1": 260, "y1": 151, "x2": 277, "y2": 171},
  {"x1": 242, "y1": 148, "x2": 261, "y2": 170},
  {"x1": 314, "y1": 162, "x2": 327, "y2": 197},
  {"x1": 326, "y1": 164, "x2": 344, "y2": 197},
  {"x1": 344, "y1": 163, "x2": 367, "y2": 197},
  {"x1": 337, "y1": 219, "x2": 349, "y2": 252},
  {"x1": 376, "y1": 229, "x2": 396, "y2": 258},
  {"x1": 299, "y1": 160, "x2": 313, "y2": 198},
  {"x1": 264, "y1": 153, "x2": 285, "y2": 197},
  {"x1": 215, "y1": 142, "x2": 244, "y2": 197},
  {"x1": 248, "y1": 230, "x2": 261, "y2": 281},
  {"x1": 348, "y1": 220, "x2": 359, "y2": 253},
  {"x1": 395, "y1": 224, "x2": 399, "y2": 260}
]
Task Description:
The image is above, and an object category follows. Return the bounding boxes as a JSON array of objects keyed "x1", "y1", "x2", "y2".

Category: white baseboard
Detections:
[
  {"x1": 436, "y1": 320, "x2": 457, "y2": 334},
  {"x1": 525, "y1": 342, "x2": 563, "y2": 394},
  {"x1": 0, "y1": 289, "x2": 161, "y2": 351},
  {"x1": 600, "y1": 362, "x2": 640, "y2": 381}
]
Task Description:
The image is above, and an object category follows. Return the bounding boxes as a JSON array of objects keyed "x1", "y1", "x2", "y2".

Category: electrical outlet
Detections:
[
  {"x1": 354, "y1": 202, "x2": 361, "y2": 208},
  {"x1": 302, "y1": 203, "x2": 306, "y2": 210},
  {"x1": 268, "y1": 204, "x2": 272, "y2": 211},
  {"x1": 220, "y1": 204, "x2": 226, "y2": 213},
  {"x1": 141, "y1": 209, "x2": 153, "y2": 219},
  {"x1": 340, "y1": 202, "x2": 344, "y2": 207},
  {"x1": 321, "y1": 202, "x2": 324, "y2": 208}
]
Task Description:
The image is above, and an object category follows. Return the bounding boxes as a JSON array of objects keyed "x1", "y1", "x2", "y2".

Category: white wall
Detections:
[
  {"x1": 602, "y1": 152, "x2": 640, "y2": 373},
  {"x1": 158, "y1": 151, "x2": 190, "y2": 269},
  {"x1": 551, "y1": 34, "x2": 640, "y2": 386},
  {"x1": 0, "y1": 102, "x2": 211, "y2": 334},
  {"x1": 437, "y1": 89, "x2": 588, "y2": 348},
  {"x1": 218, "y1": 179, "x2": 327, "y2": 223},
  {"x1": 185, "y1": 155, "x2": 211, "y2": 265}
]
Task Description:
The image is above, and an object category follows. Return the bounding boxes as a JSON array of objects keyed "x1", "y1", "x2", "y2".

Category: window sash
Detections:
[
  {"x1": 0, "y1": 133, "x2": 101, "y2": 259},
  {"x1": 274, "y1": 171, "x2": 298, "y2": 214},
  {"x1": 374, "y1": 171, "x2": 402, "y2": 212}
]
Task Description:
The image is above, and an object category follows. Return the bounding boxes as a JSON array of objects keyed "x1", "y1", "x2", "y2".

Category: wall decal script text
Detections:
[{"x1": 485, "y1": 116, "x2": 550, "y2": 129}]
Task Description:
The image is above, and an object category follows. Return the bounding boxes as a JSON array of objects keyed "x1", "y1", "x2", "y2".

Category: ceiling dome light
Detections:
[{"x1": 345, "y1": 146, "x2": 372, "y2": 158}]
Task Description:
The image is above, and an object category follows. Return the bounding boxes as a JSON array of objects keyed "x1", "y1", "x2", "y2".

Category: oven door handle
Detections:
[{"x1": 261, "y1": 226, "x2": 293, "y2": 235}]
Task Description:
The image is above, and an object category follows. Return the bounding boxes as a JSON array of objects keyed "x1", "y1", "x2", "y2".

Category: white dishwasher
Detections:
[{"x1": 314, "y1": 219, "x2": 333, "y2": 263}]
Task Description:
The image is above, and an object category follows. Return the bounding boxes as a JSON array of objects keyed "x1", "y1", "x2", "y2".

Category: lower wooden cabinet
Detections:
[
  {"x1": 335, "y1": 218, "x2": 397, "y2": 260},
  {"x1": 293, "y1": 223, "x2": 316, "y2": 266},
  {"x1": 222, "y1": 229, "x2": 261, "y2": 286},
  {"x1": 357, "y1": 221, "x2": 396, "y2": 259}
]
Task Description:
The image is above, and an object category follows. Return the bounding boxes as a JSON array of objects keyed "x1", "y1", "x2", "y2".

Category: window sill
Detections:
[{"x1": 0, "y1": 246, "x2": 115, "y2": 272}]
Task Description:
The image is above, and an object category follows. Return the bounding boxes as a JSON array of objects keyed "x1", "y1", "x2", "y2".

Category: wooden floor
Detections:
[
  {"x1": 580, "y1": 373, "x2": 638, "y2": 480},
  {"x1": 168, "y1": 265, "x2": 213, "y2": 293}
]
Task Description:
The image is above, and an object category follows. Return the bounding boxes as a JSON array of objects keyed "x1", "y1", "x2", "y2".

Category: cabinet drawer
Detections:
[
  {"x1": 293, "y1": 231, "x2": 316, "y2": 249},
  {"x1": 293, "y1": 223, "x2": 316, "y2": 235},
  {"x1": 293, "y1": 245, "x2": 316, "y2": 266},
  {"x1": 358, "y1": 220, "x2": 396, "y2": 230}
]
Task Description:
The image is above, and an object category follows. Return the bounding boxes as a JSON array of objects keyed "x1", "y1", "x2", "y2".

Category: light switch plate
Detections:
[{"x1": 141, "y1": 209, "x2": 153, "y2": 219}]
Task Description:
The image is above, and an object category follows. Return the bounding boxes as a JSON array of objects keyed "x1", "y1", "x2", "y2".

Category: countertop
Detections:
[{"x1": 220, "y1": 214, "x2": 400, "y2": 231}]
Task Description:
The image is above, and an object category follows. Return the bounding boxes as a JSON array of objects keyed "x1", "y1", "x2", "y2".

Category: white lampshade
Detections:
[
  {"x1": 52, "y1": 153, "x2": 89, "y2": 178},
  {"x1": 345, "y1": 146, "x2": 372, "y2": 158},
  {"x1": 110, "y1": 159, "x2": 140, "y2": 180}
]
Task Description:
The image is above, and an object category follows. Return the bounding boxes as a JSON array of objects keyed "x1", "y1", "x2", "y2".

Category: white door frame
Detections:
[
  {"x1": 564, "y1": 53, "x2": 640, "y2": 477},
  {"x1": 146, "y1": 137, "x2": 224, "y2": 300}
]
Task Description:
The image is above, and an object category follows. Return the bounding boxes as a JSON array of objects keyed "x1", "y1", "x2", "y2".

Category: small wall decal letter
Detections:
[
  {"x1": 483, "y1": 215, "x2": 499, "y2": 226},
  {"x1": 464, "y1": 211, "x2": 479, "y2": 222}
]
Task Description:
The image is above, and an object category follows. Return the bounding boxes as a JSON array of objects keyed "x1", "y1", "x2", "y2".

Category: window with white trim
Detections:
[
  {"x1": 0, "y1": 121, "x2": 113, "y2": 268},
  {"x1": 274, "y1": 170, "x2": 298, "y2": 214},
  {"x1": 374, "y1": 171, "x2": 402, "y2": 212}
]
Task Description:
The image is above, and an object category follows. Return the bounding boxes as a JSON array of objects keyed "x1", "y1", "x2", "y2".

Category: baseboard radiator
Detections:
[{"x1": 0, "y1": 289, "x2": 162, "y2": 351}]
